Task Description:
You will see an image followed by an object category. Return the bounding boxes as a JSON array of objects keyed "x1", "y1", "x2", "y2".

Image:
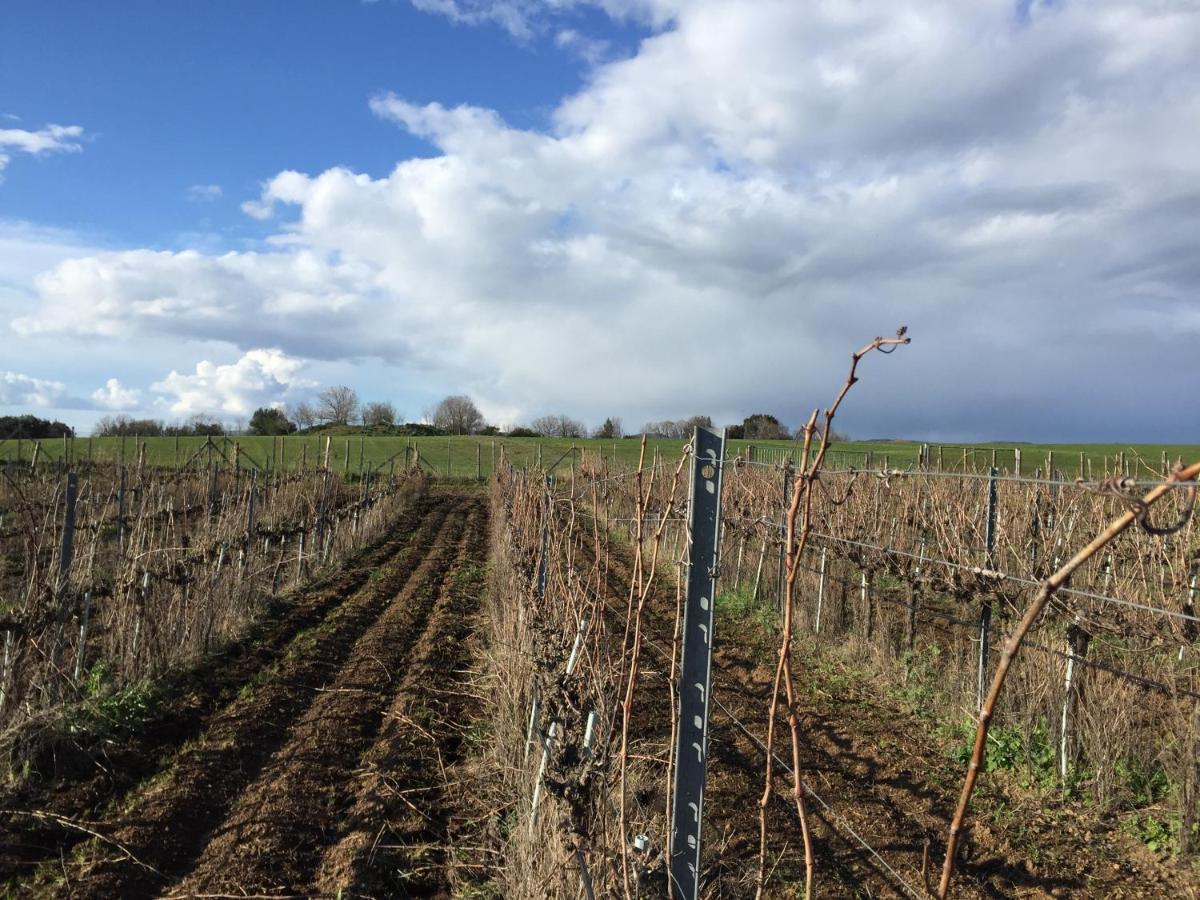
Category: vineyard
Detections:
[{"x1": 1, "y1": 373, "x2": 1198, "y2": 896}]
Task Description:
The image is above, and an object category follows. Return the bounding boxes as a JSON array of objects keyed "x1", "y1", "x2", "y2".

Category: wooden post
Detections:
[
  {"x1": 359, "y1": 435, "x2": 365, "y2": 476},
  {"x1": 476, "y1": 442, "x2": 482, "y2": 480},
  {"x1": 1014, "y1": 447, "x2": 1022, "y2": 478}
]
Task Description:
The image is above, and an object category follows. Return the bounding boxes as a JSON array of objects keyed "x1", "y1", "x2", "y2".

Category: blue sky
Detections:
[
  {"x1": 0, "y1": 0, "x2": 639, "y2": 247},
  {"x1": 1, "y1": 2, "x2": 1198, "y2": 441}
]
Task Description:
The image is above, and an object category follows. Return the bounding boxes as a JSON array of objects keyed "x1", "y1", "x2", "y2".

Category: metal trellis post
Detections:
[
  {"x1": 669, "y1": 425, "x2": 725, "y2": 900},
  {"x1": 977, "y1": 467, "x2": 998, "y2": 712}
]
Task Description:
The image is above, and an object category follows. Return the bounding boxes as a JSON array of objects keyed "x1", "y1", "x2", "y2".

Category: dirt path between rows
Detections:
[
  {"x1": 3, "y1": 487, "x2": 493, "y2": 899},
  {"x1": 1, "y1": 486, "x2": 434, "y2": 885}
]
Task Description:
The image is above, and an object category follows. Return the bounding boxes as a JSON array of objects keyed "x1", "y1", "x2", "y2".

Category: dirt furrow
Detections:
[
  {"x1": 0, "y1": 486, "x2": 428, "y2": 885},
  {"x1": 172, "y1": 494, "x2": 485, "y2": 896},
  {"x1": 311, "y1": 498, "x2": 490, "y2": 897},
  {"x1": 52, "y1": 494, "x2": 462, "y2": 899}
]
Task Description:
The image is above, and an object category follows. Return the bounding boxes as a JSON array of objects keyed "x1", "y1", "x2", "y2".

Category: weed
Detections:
[
  {"x1": 946, "y1": 717, "x2": 1056, "y2": 789},
  {"x1": 1115, "y1": 758, "x2": 1170, "y2": 807},
  {"x1": 896, "y1": 643, "x2": 942, "y2": 717},
  {"x1": 1122, "y1": 813, "x2": 1176, "y2": 854}
]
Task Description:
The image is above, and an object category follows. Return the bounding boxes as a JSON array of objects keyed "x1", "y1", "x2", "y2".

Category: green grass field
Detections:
[{"x1": 2, "y1": 433, "x2": 1197, "y2": 481}]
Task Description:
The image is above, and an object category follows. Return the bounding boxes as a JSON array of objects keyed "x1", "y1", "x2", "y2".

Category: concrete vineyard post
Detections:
[
  {"x1": 246, "y1": 469, "x2": 257, "y2": 538},
  {"x1": 1059, "y1": 620, "x2": 1090, "y2": 781},
  {"x1": 58, "y1": 472, "x2": 78, "y2": 594},
  {"x1": 751, "y1": 538, "x2": 766, "y2": 601},
  {"x1": 669, "y1": 425, "x2": 726, "y2": 900},
  {"x1": 117, "y1": 465, "x2": 127, "y2": 554},
  {"x1": 476, "y1": 442, "x2": 481, "y2": 480},
  {"x1": 74, "y1": 591, "x2": 92, "y2": 682},
  {"x1": 815, "y1": 547, "x2": 827, "y2": 634},
  {"x1": 861, "y1": 570, "x2": 873, "y2": 641},
  {"x1": 778, "y1": 462, "x2": 791, "y2": 612}
]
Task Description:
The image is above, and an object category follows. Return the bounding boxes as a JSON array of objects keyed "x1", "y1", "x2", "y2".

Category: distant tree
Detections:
[
  {"x1": 317, "y1": 386, "x2": 359, "y2": 426},
  {"x1": 742, "y1": 413, "x2": 789, "y2": 440},
  {"x1": 249, "y1": 407, "x2": 296, "y2": 436},
  {"x1": 361, "y1": 401, "x2": 398, "y2": 429},
  {"x1": 0, "y1": 415, "x2": 73, "y2": 439},
  {"x1": 187, "y1": 414, "x2": 225, "y2": 436},
  {"x1": 593, "y1": 416, "x2": 624, "y2": 439},
  {"x1": 95, "y1": 415, "x2": 164, "y2": 437},
  {"x1": 639, "y1": 415, "x2": 711, "y2": 439},
  {"x1": 726, "y1": 424, "x2": 745, "y2": 439},
  {"x1": 432, "y1": 395, "x2": 485, "y2": 435},
  {"x1": 532, "y1": 414, "x2": 586, "y2": 438},
  {"x1": 290, "y1": 401, "x2": 318, "y2": 430},
  {"x1": 478, "y1": 424, "x2": 501, "y2": 436},
  {"x1": 508, "y1": 426, "x2": 538, "y2": 438}
]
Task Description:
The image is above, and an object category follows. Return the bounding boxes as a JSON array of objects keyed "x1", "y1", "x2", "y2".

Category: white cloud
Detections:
[
  {"x1": 9, "y1": 2, "x2": 1200, "y2": 439},
  {"x1": 0, "y1": 123, "x2": 85, "y2": 176},
  {"x1": 91, "y1": 377, "x2": 142, "y2": 410},
  {"x1": 186, "y1": 184, "x2": 223, "y2": 202},
  {"x1": 555, "y1": 28, "x2": 611, "y2": 64},
  {"x1": 0, "y1": 371, "x2": 69, "y2": 408},
  {"x1": 150, "y1": 348, "x2": 314, "y2": 417}
]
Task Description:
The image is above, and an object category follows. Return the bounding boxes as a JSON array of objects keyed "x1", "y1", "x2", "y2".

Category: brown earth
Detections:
[{"x1": 1, "y1": 486, "x2": 492, "y2": 899}]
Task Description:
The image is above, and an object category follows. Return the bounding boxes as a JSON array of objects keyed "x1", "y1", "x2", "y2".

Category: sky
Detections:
[{"x1": 1, "y1": 0, "x2": 1197, "y2": 441}]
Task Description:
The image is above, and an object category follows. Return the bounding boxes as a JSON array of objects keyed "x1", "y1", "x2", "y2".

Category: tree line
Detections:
[{"x1": 3, "y1": 388, "x2": 844, "y2": 442}]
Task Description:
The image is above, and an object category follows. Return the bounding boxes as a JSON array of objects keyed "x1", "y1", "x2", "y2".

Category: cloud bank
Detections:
[{"x1": 10, "y1": 1, "x2": 1200, "y2": 439}]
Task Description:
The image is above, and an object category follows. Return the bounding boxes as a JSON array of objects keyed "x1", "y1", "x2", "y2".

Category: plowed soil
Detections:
[{"x1": 1, "y1": 487, "x2": 490, "y2": 898}]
